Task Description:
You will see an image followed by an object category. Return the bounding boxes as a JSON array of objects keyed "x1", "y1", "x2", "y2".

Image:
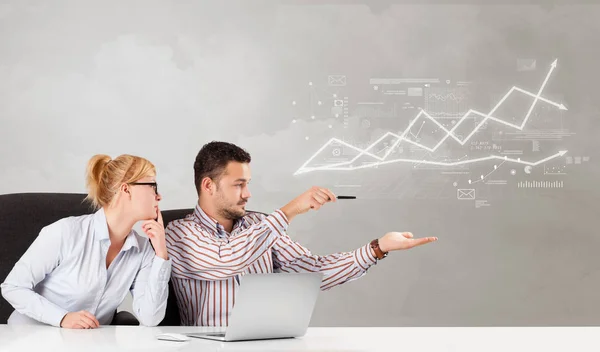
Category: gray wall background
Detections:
[{"x1": 1, "y1": 0, "x2": 600, "y2": 326}]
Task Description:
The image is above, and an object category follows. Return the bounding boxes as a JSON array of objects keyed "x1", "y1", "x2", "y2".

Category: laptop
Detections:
[{"x1": 187, "y1": 272, "x2": 323, "y2": 342}]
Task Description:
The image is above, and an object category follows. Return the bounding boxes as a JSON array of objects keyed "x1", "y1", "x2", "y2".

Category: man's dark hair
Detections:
[{"x1": 194, "y1": 141, "x2": 252, "y2": 194}]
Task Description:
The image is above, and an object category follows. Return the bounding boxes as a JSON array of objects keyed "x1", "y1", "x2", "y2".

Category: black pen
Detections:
[{"x1": 336, "y1": 196, "x2": 356, "y2": 199}]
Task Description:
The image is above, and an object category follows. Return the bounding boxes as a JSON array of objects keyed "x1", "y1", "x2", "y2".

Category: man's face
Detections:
[{"x1": 213, "y1": 161, "x2": 252, "y2": 220}]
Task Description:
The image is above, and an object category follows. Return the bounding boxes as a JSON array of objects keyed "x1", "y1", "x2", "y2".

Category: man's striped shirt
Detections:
[{"x1": 165, "y1": 204, "x2": 377, "y2": 326}]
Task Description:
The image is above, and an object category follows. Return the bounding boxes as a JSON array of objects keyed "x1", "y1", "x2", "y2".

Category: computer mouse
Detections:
[{"x1": 156, "y1": 333, "x2": 191, "y2": 342}]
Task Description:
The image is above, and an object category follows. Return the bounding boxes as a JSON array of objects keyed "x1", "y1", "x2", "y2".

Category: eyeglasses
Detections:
[{"x1": 129, "y1": 182, "x2": 158, "y2": 195}]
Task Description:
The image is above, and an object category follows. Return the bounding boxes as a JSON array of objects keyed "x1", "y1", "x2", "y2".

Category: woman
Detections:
[{"x1": 0, "y1": 154, "x2": 171, "y2": 328}]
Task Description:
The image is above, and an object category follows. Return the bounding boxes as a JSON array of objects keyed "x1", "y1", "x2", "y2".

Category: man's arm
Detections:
[
  {"x1": 165, "y1": 210, "x2": 289, "y2": 281},
  {"x1": 272, "y1": 185, "x2": 438, "y2": 290},
  {"x1": 164, "y1": 186, "x2": 333, "y2": 281},
  {"x1": 272, "y1": 232, "x2": 378, "y2": 291},
  {"x1": 272, "y1": 230, "x2": 438, "y2": 291}
]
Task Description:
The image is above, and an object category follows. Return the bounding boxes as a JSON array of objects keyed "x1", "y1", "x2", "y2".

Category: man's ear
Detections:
[{"x1": 201, "y1": 177, "x2": 214, "y2": 196}]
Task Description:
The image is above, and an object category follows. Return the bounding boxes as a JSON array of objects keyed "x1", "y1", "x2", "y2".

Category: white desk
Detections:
[{"x1": 0, "y1": 325, "x2": 599, "y2": 352}]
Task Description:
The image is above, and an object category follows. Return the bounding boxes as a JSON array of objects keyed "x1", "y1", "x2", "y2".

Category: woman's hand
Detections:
[{"x1": 142, "y1": 210, "x2": 168, "y2": 260}]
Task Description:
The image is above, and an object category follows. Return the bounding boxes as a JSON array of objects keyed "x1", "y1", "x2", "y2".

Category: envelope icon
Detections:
[
  {"x1": 328, "y1": 75, "x2": 346, "y2": 86},
  {"x1": 457, "y1": 188, "x2": 475, "y2": 200}
]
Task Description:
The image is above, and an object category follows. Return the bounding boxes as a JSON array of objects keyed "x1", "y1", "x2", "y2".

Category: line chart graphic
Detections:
[
  {"x1": 427, "y1": 91, "x2": 467, "y2": 102},
  {"x1": 425, "y1": 86, "x2": 470, "y2": 117},
  {"x1": 294, "y1": 59, "x2": 568, "y2": 175}
]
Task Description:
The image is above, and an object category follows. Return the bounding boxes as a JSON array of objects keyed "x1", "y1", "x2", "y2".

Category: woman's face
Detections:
[{"x1": 127, "y1": 175, "x2": 161, "y2": 220}]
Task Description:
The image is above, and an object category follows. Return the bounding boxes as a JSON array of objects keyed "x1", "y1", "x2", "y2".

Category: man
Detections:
[{"x1": 165, "y1": 141, "x2": 437, "y2": 326}]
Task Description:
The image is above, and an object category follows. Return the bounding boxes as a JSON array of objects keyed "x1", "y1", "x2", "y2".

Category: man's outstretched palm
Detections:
[{"x1": 379, "y1": 232, "x2": 438, "y2": 252}]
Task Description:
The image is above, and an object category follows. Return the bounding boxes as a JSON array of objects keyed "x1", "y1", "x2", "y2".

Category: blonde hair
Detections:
[{"x1": 85, "y1": 154, "x2": 156, "y2": 209}]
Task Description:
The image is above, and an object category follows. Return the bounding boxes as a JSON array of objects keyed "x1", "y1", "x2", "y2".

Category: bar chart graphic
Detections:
[{"x1": 518, "y1": 181, "x2": 564, "y2": 188}]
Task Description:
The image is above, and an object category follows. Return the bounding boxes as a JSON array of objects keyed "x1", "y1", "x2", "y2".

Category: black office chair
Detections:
[
  {"x1": 0, "y1": 193, "x2": 93, "y2": 324},
  {"x1": 157, "y1": 208, "x2": 193, "y2": 326}
]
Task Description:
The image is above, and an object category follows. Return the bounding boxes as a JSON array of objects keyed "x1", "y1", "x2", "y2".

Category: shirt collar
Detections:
[{"x1": 93, "y1": 208, "x2": 140, "y2": 251}]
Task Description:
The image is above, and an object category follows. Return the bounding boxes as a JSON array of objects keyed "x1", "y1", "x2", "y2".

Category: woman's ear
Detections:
[{"x1": 119, "y1": 183, "x2": 131, "y2": 198}]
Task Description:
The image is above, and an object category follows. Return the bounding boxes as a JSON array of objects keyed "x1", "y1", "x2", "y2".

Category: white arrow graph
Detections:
[{"x1": 295, "y1": 59, "x2": 568, "y2": 175}]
